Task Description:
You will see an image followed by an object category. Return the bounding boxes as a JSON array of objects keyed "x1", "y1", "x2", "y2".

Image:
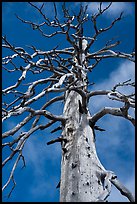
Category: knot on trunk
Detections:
[
  {"x1": 78, "y1": 100, "x2": 87, "y2": 114},
  {"x1": 72, "y1": 162, "x2": 77, "y2": 169}
]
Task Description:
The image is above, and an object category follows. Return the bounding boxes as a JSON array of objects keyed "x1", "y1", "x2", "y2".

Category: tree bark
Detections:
[{"x1": 60, "y1": 90, "x2": 110, "y2": 202}]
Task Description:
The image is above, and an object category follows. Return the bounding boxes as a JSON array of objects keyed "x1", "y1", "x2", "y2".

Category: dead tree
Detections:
[{"x1": 2, "y1": 2, "x2": 135, "y2": 202}]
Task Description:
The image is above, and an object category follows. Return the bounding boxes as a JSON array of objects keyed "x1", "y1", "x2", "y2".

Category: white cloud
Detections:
[
  {"x1": 89, "y1": 60, "x2": 135, "y2": 114},
  {"x1": 2, "y1": 1, "x2": 135, "y2": 202},
  {"x1": 85, "y1": 2, "x2": 134, "y2": 18},
  {"x1": 89, "y1": 60, "x2": 135, "y2": 202},
  {"x1": 22, "y1": 131, "x2": 61, "y2": 200},
  {"x1": 23, "y1": 131, "x2": 61, "y2": 175}
]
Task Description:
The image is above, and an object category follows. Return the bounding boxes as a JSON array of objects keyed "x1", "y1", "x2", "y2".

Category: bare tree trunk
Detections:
[
  {"x1": 60, "y1": 36, "x2": 111, "y2": 202},
  {"x1": 60, "y1": 90, "x2": 109, "y2": 202},
  {"x1": 2, "y1": 3, "x2": 135, "y2": 202}
]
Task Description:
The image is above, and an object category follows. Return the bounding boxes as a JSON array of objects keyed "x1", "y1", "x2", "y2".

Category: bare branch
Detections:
[
  {"x1": 47, "y1": 136, "x2": 67, "y2": 145},
  {"x1": 2, "y1": 152, "x2": 22, "y2": 192},
  {"x1": 3, "y1": 89, "x2": 65, "y2": 119},
  {"x1": 32, "y1": 95, "x2": 64, "y2": 128},
  {"x1": 89, "y1": 40, "x2": 120, "y2": 56},
  {"x1": 86, "y1": 7, "x2": 123, "y2": 52},
  {"x1": 111, "y1": 177, "x2": 135, "y2": 202},
  {"x1": 2, "y1": 106, "x2": 66, "y2": 123},
  {"x1": 3, "y1": 64, "x2": 31, "y2": 94},
  {"x1": 89, "y1": 107, "x2": 135, "y2": 126},
  {"x1": 108, "y1": 92, "x2": 135, "y2": 108},
  {"x1": 2, "y1": 114, "x2": 32, "y2": 138},
  {"x1": 23, "y1": 2, "x2": 51, "y2": 25},
  {"x1": 2, "y1": 2, "x2": 135, "y2": 199},
  {"x1": 3, "y1": 119, "x2": 58, "y2": 168},
  {"x1": 51, "y1": 126, "x2": 62, "y2": 133},
  {"x1": 87, "y1": 90, "x2": 110, "y2": 100},
  {"x1": 112, "y1": 79, "x2": 135, "y2": 91},
  {"x1": 7, "y1": 176, "x2": 16, "y2": 198},
  {"x1": 87, "y1": 51, "x2": 135, "y2": 62},
  {"x1": 96, "y1": 2, "x2": 113, "y2": 17}
]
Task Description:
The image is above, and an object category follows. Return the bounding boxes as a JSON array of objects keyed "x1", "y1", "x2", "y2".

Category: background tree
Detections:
[{"x1": 2, "y1": 2, "x2": 135, "y2": 202}]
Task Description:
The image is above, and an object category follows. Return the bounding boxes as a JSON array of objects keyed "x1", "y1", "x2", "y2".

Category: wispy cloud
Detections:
[
  {"x1": 89, "y1": 60, "x2": 135, "y2": 114},
  {"x1": 3, "y1": 60, "x2": 134, "y2": 202},
  {"x1": 23, "y1": 130, "x2": 61, "y2": 174},
  {"x1": 22, "y1": 130, "x2": 61, "y2": 200},
  {"x1": 83, "y1": 2, "x2": 134, "y2": 18},
  {"x1": 89, "y1": 60, "x2": 135, "y2": 201}
]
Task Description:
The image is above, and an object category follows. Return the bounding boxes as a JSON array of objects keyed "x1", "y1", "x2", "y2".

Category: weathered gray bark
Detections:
[
  {"x1": 60, "y1": 36, "x2": 113, "y2": 202},
  {"x1": 60, "y1": 90, "x2": 112, "y2": 202},
  {"x1": 2, "y1": 4, "x2": 135, "y2": 200},
  {"x1": 59, "y1": 36, "x2": 111, "y2": 200}
]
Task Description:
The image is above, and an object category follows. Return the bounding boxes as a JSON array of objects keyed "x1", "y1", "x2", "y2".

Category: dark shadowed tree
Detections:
[{"x1": 2, "y1": 2, "x2": 135, "y2": 202}]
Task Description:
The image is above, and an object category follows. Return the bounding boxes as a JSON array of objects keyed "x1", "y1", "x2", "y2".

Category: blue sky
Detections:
[{"x1": 2, "y1": 2, "x2": 135, "y2": 202}]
